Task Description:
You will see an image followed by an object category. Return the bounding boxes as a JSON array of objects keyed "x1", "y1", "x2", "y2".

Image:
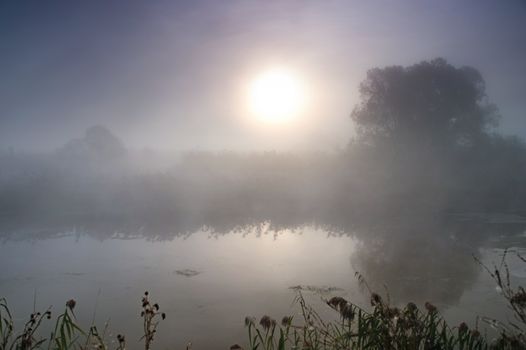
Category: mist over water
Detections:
[{"x1": 2, "y1": 59, "x2": 526, "y2": 348}]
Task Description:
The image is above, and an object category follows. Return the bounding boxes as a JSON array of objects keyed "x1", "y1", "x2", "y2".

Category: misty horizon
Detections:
[
  {"x1": 1, "y1": 1, "x2": 526, "y2": 152},
  {"x1": 1, "y1": 2, "x2": 526, "y2": 349}
]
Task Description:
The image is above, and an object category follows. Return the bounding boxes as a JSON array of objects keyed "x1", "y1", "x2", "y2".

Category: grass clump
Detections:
[
  {"x1": 236, "y1": 251, "x2": 526, "y2": 350},
  {"x1": 0, "y1": 297, "x2": 85, "y2": 350},
  {"x1": 475, "y1": 249, "x2": 526, "y2": 349},
  {"x1": 236, "y1": 292, "x2": 488, "y2": 350},
  {"x1": 0, "y1": 292, "x2": 164, "y2": 350}
]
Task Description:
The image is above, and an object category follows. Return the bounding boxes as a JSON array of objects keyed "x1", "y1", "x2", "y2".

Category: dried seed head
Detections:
[
  {"x1": 340, "y1": 304, "x2": 354, "y2": 321},
  {"x1": 510, "y1": 290, "x2": 526, "y2": 308},
  {"x1": 66, "y1": 299, "x2": 76, "y2": 310},
  {"x1": 154, "y1": 303, "x2": 159, "y2": 310},
  {"x1": 144, "y1": 291, "x2": 149, "y2": 296},
  {"x1": 230, "y1": 344, "x2": 243, "y2": 350},
  {"x1": 281, "y1": 316, "x2": 293, "y2": 327},
  {"x1": 161, "y1": 312, "x2": 166, "y2": 320},
  {"x1": 458, "y1": 322, "x2": 468, "y2": 333},
  {"x1": 244, "y1": 316, "x2": 255, "y2": 327},
  {"x1": 327, "y1": 296, "x2": 348, "y2": 311},
  {"x1": 259, "y1": 315, "x2": 273, "y2": 330},
  {"x1": 370, "y1": 293, "x2": 382, "y2": 307},
  {"x1": 406, "y1": 302, "x2": 417, "y2": 313},
  {"x1": 424, "y1": 302, "x2": 437, "y2": 314}
]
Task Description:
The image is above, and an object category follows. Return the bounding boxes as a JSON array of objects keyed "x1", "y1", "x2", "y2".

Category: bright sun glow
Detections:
[{"x1": 248, "y1": 69, "x2": 306, "y2": 123}]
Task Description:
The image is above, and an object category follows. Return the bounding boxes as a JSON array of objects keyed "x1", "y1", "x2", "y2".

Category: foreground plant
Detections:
[
  {"x1": 0, "y1": 298, "x2": 52, "y2": 350},
  {"x1": 475, "y1": 249, "x2": 526, "y2": 348},
  {"x1": 140, "y1": 291, "x2": 166, "y2": 350},
  {"x1": 0, "y1": 292, "x2": 166, "y2": 350},
  {"x1": 0, "y1": 298, "x2": 98, "y2": 350},
  {"x1": 237, "y1": 291, "x2": 489, "y2": 350},
  {"x1": 237, "y1": 250, "x2": 526, "y2": 350}
]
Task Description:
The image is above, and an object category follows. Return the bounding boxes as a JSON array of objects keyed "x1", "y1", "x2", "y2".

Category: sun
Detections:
[{"x1": 248, "y1": 68, "x2": 305, "y2": 123}]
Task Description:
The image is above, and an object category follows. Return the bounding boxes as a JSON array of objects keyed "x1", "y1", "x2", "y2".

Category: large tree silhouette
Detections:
[
  {"x1": 351, "y1": 58, "x2": 500, "y2": 150},
  {"x1": 347, "y1": 59, "x2": 526, "y2": 213}
]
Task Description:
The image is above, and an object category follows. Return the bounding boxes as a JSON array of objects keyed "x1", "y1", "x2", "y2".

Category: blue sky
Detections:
[{"x1": 1, "y1": 0, "x2": 525, "y2": 151}]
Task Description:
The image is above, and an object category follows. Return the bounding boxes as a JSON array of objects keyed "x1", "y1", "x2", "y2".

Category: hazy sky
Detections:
[{"x1": 1, "y1": 0, "x2": 525, "y2": 152}]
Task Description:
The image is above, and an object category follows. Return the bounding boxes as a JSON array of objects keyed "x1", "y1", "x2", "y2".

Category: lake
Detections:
[{"x1": 1, "y1": 218, "x2": 525, "y2": 349}]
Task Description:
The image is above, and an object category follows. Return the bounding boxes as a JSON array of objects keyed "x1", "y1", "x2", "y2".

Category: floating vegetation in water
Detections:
[
  {"x1": 174, "y1": 269, "x2": 201, "y2": 277},
  {"x1": 62, "y1": 272, "x2": 86, "y2": 276},
  {"x1": 289, "y1": 285, "x2": 344, "y2": 294}
]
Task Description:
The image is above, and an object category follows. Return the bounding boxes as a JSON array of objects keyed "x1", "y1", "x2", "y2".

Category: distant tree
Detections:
[
  {"x1": 351, "y1": 58, "x2": 500, "y2": 150},
  {"x1": 58, "y1": 125, "x2": 127, "y2": 161},
  {"x1": 84, "y1": 125, "x2": 127, "y2": 160}
]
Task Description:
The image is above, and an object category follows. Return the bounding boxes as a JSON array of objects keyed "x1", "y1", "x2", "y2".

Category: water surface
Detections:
[{"x1": 1, "y1": 219, "x2": 525, "y2": 349}]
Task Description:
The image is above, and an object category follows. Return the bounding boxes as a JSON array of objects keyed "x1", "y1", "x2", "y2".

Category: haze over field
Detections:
[{"x1": 1, "y1": 1, "x2": 526, "y2": 349}]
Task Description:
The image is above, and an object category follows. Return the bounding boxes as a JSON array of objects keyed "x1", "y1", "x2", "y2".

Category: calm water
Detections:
[{"x1": 1, "y1": 220, "x2": 525, "y2": 349}]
